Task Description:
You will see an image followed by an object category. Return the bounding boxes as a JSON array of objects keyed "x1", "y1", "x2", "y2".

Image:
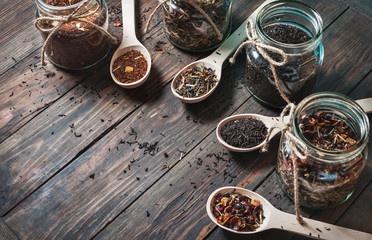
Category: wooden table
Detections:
[{"x1": 1, "y1": 0, "x2": 371, "y2": 239}]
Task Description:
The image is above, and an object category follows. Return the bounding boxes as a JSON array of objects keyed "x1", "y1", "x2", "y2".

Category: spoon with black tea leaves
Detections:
[
  {"x1": 206, "y1": 186, "x2": 372, "y2": 239},
  {"x1": 216, "y1": 98, "x2": 372, "y2": 152},
  {"x1": 110, "y1": 0, "x2": 151, "y2": 89}
]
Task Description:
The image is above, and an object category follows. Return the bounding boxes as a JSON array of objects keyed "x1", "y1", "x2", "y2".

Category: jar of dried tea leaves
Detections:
[
  {"x1": 162, "y1": 0, "x2": 233, "y2": 51},
  {"x1": 245, "y1": 1, "x2": 323, "y2": 108},
  {"x1": 35, "y1": 0, "x2": 113, "y2": 70},
  {"x1": 277, "y1": 92, "x2": 370, "y2": 209}
]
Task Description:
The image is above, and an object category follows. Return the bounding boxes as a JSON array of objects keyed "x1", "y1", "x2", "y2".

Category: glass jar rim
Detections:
[
  {"x1": 293, "y1": 92, "x2": 370, "y2": 162},
  {"x1": 36, "y1": 0, "x2": 98, "y2": 15},
  {"x1": 255, "y1": 0, "x2": 323, "y2": 50}
]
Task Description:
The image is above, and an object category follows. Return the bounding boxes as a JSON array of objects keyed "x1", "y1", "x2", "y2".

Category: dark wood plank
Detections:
[
  {"x1": 3, "y1": 55, "x2": 255, "y2": 239},
  {"x1": 1, "y1": 0, "x2": 265, "y2": 232},
  {"x1": 93, "y1": 96, "x2": 281, "y2": 240},
  {"x1": 0, "y1": 0, "x2": 147, "y2": 143},
  {"x1": 349, "y1": 72, "x2": 372, "y2": 99},
  {"x1": 0, "y1": 53, "x2": 85, "y2": 144},
  {"x1": 0, "y1": 0, "x2": 210, "y2": 215},
  {"x1": 315, "y1": 9, "x2": 372, "y2": 94},
  {"x1": 336, "y1": 182, "x2": 372, "y2": 233},
  {"x1": 0, "y1": 218, "x2": 19, "y2": 240},
  {"x1": 340, "y1": 0, "x2": 372, "y2": 19},
  {"x1": 0, "y1": 0, "x2": 39, "y2": 74}
]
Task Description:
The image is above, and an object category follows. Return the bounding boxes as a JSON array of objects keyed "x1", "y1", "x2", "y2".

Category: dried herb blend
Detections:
[
  {"x1": 112, "y1": 50, "x2": 148, "y2": 84},
  {"x1": 277, "y1": 111, "x2": 366, "y2": 208},
  {"x1": 44, "y1": 0, "x2": 82, "y2": 6},
  {"x1": 174, "y1": 65, "x2": 218, "y2": 98},
  {"x1": 300, "y1": 112, "x2": 357, "y2": 151},
  {"x1": 246, "y1": 23, "x2": 319, "y2": 107},
  {"x1": 211, "y1": 191, "x2": 264, "y2": 231},
  {"x1": 220, "y1": 118, "x2": 267, "y2": 148},
  {"x1": 162, "y1": 0, "x2": 232, "y2": 51},
  {"x1": 36, "y1": 0, "x2": 112, "y2": 69}
]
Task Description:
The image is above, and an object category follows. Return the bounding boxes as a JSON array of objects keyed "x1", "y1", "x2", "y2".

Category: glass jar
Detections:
[
  {"x1": 245, "y1": 0, "x2": 323, "y2": 108},
  {"x1": 277, "y1": 92, "x2": 370, "y2": 209},
  {"x1": 162, "y1": 0, "x2": 233, "y2": 51},
  {"x1": 35, "y1": 0, "x2": 112, "y2": 70}
]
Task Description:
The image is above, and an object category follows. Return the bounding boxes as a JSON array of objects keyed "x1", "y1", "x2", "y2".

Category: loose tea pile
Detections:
[
  {"x1": 112, "y1": 50, "x2": 148, "y2": 84},
  {"x1": 174, "y1": 65, "x2": 218, "y2": 98},
  {"x1": 44, "y1": 0, "x2": 82, "y2": 6},
  {"x1": 162, "y1": 0, "x2": 231, "y2": 51},
  {"x1": 300, "y1": 112, "x2": 357, "y2": 151},
  {"x1": 277, "y1": 111, "x2": 365, "y2": 208},
  {"x1": 211, "y1": 191, "x2": 264, "y2": 231},
  {"x1": 220, "y1": 118, "x2": 267, "y2": 148},
  {"x1": 245, "y1": 23, "x2": 318, "y2": 107}
]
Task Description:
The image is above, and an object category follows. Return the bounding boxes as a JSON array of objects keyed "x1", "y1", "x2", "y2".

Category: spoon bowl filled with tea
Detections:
[
  {"x1": 110, "y1": 0, "x2": 151, "y2": 89},
  {"x1": 216, "y1": 114, "x2": 286, "y2": 152},
  {"x1": 207, "y1": 186, "x2": 372, "y2": 239},
  {"x1": 171, "y1": 17, "x2": 249, "y2": 103}
]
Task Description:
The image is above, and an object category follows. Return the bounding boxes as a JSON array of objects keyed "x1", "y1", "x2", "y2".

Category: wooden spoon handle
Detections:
[
  {"x1": 269, "y1": 208, "x2": 372, "y2": 239},
  {"x1": 356, "y1": 98, "x2": 372, "y2": 114},
  {"x1": 121, "y1": 0, "x2": 139, "y2": 46}
]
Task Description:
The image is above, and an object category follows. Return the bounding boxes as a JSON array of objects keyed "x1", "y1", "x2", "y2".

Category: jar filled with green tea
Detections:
[
  {"x1": 245, "y1": 0, "x2": 324, "y2": 108},
  {"x1": 277, "y1": 92, "x2": 369, "y2": 209},
  {"x1": 162, "y1": 0, "x2": 233, "y2": 51},
  {"x1": 35, "y1": 0, "x2": 113, "y2": 70}
]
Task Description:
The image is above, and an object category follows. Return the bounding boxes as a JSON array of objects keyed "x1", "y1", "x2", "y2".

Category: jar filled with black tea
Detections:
[
  {"x1": 277, "y1": 92, "x2": 369, "y2": 208},
  {"x1": 245, "y1": 1, "x2": 323, "y2": 108},
  {"x1": 162, "y1": 0, "x2": 233, "y2": 51},
  {"x1": 35, "y1": 0, "x2": 112, "y2": 70}
]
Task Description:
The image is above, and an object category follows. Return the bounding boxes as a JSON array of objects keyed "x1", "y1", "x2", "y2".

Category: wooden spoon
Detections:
[
  {"x1": 206, "y1": 186, "x2": 372, "y2": 239},
  {"x1": 110, "y1": 0, "x2": 151, "y2": 88}
]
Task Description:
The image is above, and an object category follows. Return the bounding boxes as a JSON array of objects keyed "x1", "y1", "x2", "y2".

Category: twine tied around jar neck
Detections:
[
  {"x1": 145, "y1": 0, "x2": 223, "y2": 41},
  {"x1": 229, "y1": 19, "x2": 293, "y2": 104},
  {"x1": 265, "y1": 103, "x2": 309, "y2": 224},
  {"x1": 35, "y1": 0, "x2": 117, "y2": 66}
]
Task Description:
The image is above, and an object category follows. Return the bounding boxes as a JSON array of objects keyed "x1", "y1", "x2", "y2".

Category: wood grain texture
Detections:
[
  {"x1": 0, "y1": 0, "x2": 209, "y2": 216},
  {"x1": 93, "y1": 96, "x2": 280, "y2": 240},
  {"x1": 349, "y1": 73, "x2": 372, "y2": 99},
  {"x1": 340, "y1": 0, "x2": 372, "y2": 20},
  {"x1": 337, "y1": 182, "x2": 372, "y2": 233},
  {"x1": 0, "y1": 218, "x2": 19, "y2": 240},
  {"x1": 0, "y1": 0, "x2": 39, "y2": 74},
  {"x1": 3, "y1": 52, "x2": 256, "y2": 239},
  {"x1": 315, "y1": 8, "x2": 372, "y2": 94},
  {"x1": 0, "y1": 0, "x2": 371, "y2": 239},
  {"x1": 2, "y1": 0, "x2": 264, "y2": 235}
]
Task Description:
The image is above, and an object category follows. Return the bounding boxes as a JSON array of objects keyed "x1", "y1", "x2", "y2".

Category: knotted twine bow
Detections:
[
  {"x1": 35, "y1": 0, "x2": 117, "y2": 66},
  {"x1": 145, "y1": 0, "x2": 223, "y2": 41},
  {"x1": 230, "y1": 19, "x2": 309, "y2": 224}
]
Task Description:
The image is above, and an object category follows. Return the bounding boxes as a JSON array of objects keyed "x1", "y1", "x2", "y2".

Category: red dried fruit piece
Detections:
[{"x1": 114, "y1": 21, "x2": 122, "y2": 27}]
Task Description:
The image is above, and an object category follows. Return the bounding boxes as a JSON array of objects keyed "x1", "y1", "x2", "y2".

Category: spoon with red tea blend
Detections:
[
  {"x1": 110, "y1": 0, "x2": 151, "y2": 89},
  {"x1": 216, "y1": 98, "x2": 372, "y2": 152},
  {"x1": 206, "y1": 186, "x2": 372, "y2": 239}
]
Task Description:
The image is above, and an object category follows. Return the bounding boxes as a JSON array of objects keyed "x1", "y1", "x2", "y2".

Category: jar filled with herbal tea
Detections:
[
  {"x1": 245, "y1": 1, "x2": 323, "y2": 108},
  {"x1": 162, "y1": 0, "x2": 233, "y2": 51},
  {"x1": 35, "y1": 0, "x2": 113, "y2": 70},
  {"x1": 277, "y1": 92, "x2": 370, "y2": 209}
]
